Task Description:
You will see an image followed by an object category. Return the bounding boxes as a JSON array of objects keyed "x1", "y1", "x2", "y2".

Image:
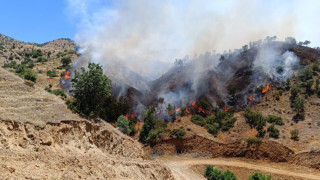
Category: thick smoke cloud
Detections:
[{"x1": 66, "y1": 0, "x2": 319, "y2": 117}]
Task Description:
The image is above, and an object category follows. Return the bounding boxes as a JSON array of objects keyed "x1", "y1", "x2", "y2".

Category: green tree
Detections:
[
  {"x1": 266, "y1": 115, "x2": 284, "y2": 125},
  {"x1": 69, "y1": 62, "x2": 111, "y2": 117},
  {"x1": 170, "y1": 129, "x2": 186, "y2": 139},
  {"x1": 292, "y1": 97, "x2": 305, "y2": 116},
  {"x1": 304, "y1": 79, "x2": 314, "y2": 94},
  {"x1": 298, "y1": 67, "x2": 313, "y2": 82},
  {"x1": 116, "y1": 115, "x2": 131, "y2": 135},
  {"x1": 61, "y1": 57, "x2": 72, "y2": 67},
  {"x1": 139, "y1": 107, "x2": 157, "y2": 143},
  {"x1": 23, "y1": 69, "x2": 37, "y2": 82}
]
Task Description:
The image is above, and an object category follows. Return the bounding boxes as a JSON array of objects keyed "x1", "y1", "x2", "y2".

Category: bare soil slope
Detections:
[{"x1": 0, "y1": 68, "x2": 174, "y2": 179}]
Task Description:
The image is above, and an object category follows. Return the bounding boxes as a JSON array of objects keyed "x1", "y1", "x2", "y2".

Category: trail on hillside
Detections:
[{"x1": 157, "y1": 157, "x2": 320, "y2": 180}]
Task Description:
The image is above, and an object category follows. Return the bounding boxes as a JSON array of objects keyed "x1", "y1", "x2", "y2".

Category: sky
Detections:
[{"x1": 0, "y1": 0, "x2": 76, "y2": 43}]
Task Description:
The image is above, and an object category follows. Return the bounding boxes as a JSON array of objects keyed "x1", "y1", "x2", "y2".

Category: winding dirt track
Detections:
[{"x1": 157, "y1": 157, "x2": 320, "y2": 180}]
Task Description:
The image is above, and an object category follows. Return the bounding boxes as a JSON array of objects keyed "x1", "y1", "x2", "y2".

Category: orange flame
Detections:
[
  {"x1": 176, "y1": 108, "x2": 181, "y2": 112},
  {"x1": 169, "y1": 110, "x2": 173, "y2": 116},
  {"x1": 224, "y1": 106, "x2": 230, "y2": 112},
  {"x1": 131, "y1": 113, "x2": 135, "y2": 119},
  {"x1": 185, "y1": 108, "x2": 190, "y2": 114},
  {"x1": 64, "y1": 71, "x2": 71, "y2": 79},
  {"x1": 262, "y1": 84, "x2": 271, "y2": 94},
  {"x1": 210, "y1": 112, "x2": 215, "y2": 116},
  {"x1": 248, "y1": 96, "x2": 255, "y2": 101},
  {"x1": 125, "y1": 114, "x2": 129, "y2": 119},
  {"x1": 198, "y1": 107, "x2": 206, "y2": 114},
  {"x1": 192, "y1": 101, "x2": 196, "y2": 107}
]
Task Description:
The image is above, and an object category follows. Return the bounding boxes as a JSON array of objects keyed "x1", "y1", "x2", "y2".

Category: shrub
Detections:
[
  {"x1": 191, "y1": 115, "x2": 206, "y2": 126},
  {"x1": 204, "y1": 165, "x2": 238, "y2": 180},
  {"x1": 31, "y1": 49, "x2": 42, "y2": 58},
  {"x1": 291, "y1": 129, "x2": 299, "y2": 140},
  {"x1": 248, "y1": 172, "x2": 272, "y2": 180},
  {"x1": 23, "y1": 69, "x2": 37, "y2": 82},
  {"x1": 139, "y1": 107, "x2": 167, "y2": 144},
  {"x1": 68, "y1": 63, "x2": 111, "y2": 117},
  {"x1": 267, "y1": 125, "x2": 279, "y2": 139},
  {"x1": 246, "y1": 137, "x2": 262, "y2": 145},
  {"x1": 312, "y1": 64, "x2": 320, "y2": 72},
  {"x1": 266, "y1": 115, "x2": 284, "y2": 125},
  {"x1": 207, "y1": 123, "x2": 219, "y2": 136},
  {"x1": 216, "y1": 99, "x2": 225, "y2": 109},
  {"x1": 52, "y1": 89, "x2": 67, "y2": 98},
  {"x1": 170, "y1": 129, "x2": 186, "y2": 139},
  {"x1": 2, "y1": 61, "x2": 17, "y2": 68},
  {"x1": 298, "y1": 66, "x2": 313, "y2": 82},
  {"x1": 47, "y1": 69, "x2": 58, "y2": 77},
  {"x1": 257, "y1": 130, "x2": 266, "y2": 138},
  {"x1": 290, "y1": 86, "x2": 300, "y2": 101},
  {"x1": 286, "y1": 78, "x2": 291, "y2": 90},
  {"x1": 116, "y1": 115, "x2": 131, "y2": 135},
  {"x1": 292, "y1": 97, "x2": 305, "y2": 115},
  {"x1": 37, "y1": 56, "x2": 47, "y2": 62},
  {"x1": 198, "y1": 98, "x2": 212, "y2": 111},
  {"x1": 244, "y1": 108, "x2": 265, "y2": 129},
  {"x1": 61, "y1": 57, "x2": 72, "y2": 67}
]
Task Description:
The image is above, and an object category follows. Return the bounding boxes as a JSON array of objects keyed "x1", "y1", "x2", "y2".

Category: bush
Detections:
[
  {"x1": 204, "y1": 165, "x2": 238, "y2": 180},
  {"x1": 292, "y1": 97, "x2": 305, "y2": 115},
  {"x1": 52, "y1": 89, "x2": 67, "y2": 98},
  {"x1": 116, "y1": 115, "x2": 132, "y2": 135},
  {"x1": 170, "y1": 129, "x2": 186, "y2": 139},
  {"x1": 31, "y1": 49, "x2": 42, "y2": 58},
  {"x1": 291, "y1": 129, "x2": 299, "y2": 140},
  {"x1": 290, "y1": 86, "x2": 300, "y2": 101},
  {"x1": 244, "y1": 108, "x2": 266, "y2": 129},
  {"x1": 68, "y1": 63, "x2": 111, "y2": 117},
  {"x1": 37, "y1": 56, "x2": 47, "y2": 62},
  {"x1": 257, "y1": 130, "x2": 266, "y2": 138},
  {"x1": 248, "y1": 172, "x2": 272, "y2": 180},
  {"x1": 23, "y1": 69, "x2": 37, "y2": 82},
  {"x1": 139, "y1": 107, "x2": 167, "y2": 144},
  {"x1": 191, "y1": 115, "x2": 206, "y2": 126},
  {"x1": 2, "y1": 61, "x2": 17, "y2": 68},
  {"x1": 298, "y1": 66, "x2": 313, "y2": 82},
  {"x1": 216, "y1": 99, "x2": 225, "y2": 109},
  {"x1": 47, "y1": 69, "x2": 58, "y2": 77},
  {"x1": 207, "y1": 123, "x2": 219, "y2": 136},
  {"x1": 267, "y1": 125, "x2": 279, "y2": 139},
  {"x1": 246, "y1": 137, "x2": 262, "y2": 145},
  {"x1": 312, "y1": 64, "x2": 320, "y2": 72},
  {"x1": 61, "y1": 57, "x2": 72, "y2": 67},
  {"x1": 198, "y1": 98, "x2": 212, "y2": 111},
  {"x1": 266, "y1": 115, "x2": 284, "y2": 125},
  {"x1": 304, "y1": 79, "x2": 314, "y2": 94}
]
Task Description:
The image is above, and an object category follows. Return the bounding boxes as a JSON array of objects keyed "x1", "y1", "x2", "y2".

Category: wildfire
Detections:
[
  {"x1": 131, "y1": 113, "x2": 135, "y2": 119},
  {"x1": 198, "y1": 107, "x2": 206, "y2": 114},
  {"x1": 224, "y1": 106, "x2": 230, "y2": 112},
  {"x1": 262, "y1": 84, "x2": 271, "y2": 94},
  {"x1": 185, "y1": 108, "x2": 190, "y2": 114},
  {"x1": 248, "y1": 96, "x2": 255, "y2": 101},
  {"x1": 176, "y1": 108, "x2": 181, "y2": 112},
  {"x1": 210, "y1": 112, "x2": 215, "y2": 116},
  {"x1": 169, "y1": 110, "x2": 173, "y2": 116},
  {"x1": 192, "y1": 100, "x2": 196, "y2": 107},
  {"x1": 125, "y1": 113, "x2": 135, "y2": 119},
  {"x1": 64, "y1": 71, "x2": 71, "y2": 79},
  {"x1": 125, "y1": 114, "x2": 129, "y2": 119}
]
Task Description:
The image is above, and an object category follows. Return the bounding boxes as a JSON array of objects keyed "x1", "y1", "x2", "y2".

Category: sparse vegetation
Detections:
[
  {"x1": 291, "y1": 129, "x2": 299, "y2": 141},
  {"x1": 266, "y1": 115, "x2": 284, "y2": 125},
  {"x1": 169, "y1": 129, "x2": 186, "y2": 139},
  {"x1": 204, "y1": 165, "x2": 238, "y2": 180},
  {"x1": 246, "y1": 137, "x2": 262, "y2": 145},
  {"x1": 47, "y1": 69, "x2": 58, "y2": 77},
  {"x1": 298, "y1": 66, "x2": 313, "y2": 82},
  {"x1": 248, "y1": 172, "x2": 272, "y2": 180},
  {"x1": 267, "y1": 125, "x2": 279, "y2": 139}
]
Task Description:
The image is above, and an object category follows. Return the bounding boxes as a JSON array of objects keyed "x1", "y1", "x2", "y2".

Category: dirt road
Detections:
[{"x1": 157, "y1": 157, "x2": 320, "y2": 180}]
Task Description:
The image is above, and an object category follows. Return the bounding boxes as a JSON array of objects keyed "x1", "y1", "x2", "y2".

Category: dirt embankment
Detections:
[
  {"x1": 152, "y1": 135, "x2": 320, "y2": 170},
  {"x1": 0, "y1": 120, "x2": 174, "y2": 179}
]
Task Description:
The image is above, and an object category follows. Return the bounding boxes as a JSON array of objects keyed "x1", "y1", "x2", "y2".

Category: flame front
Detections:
[
  {"x1": 185, "y1": 108, "x2": 190, "y2": 114},
  {"x1": 176, "y1": 108, "x2": 181, "y2": 112},
  {"x1": 262, "y1": 84, "x2": 271, "y2": 94},
  {"x1": 248, "y1": 96, "x2": 255, "y2": 101},
  {"x1": 192, "y1": 101, "x2": 196, "y2": 107},
  {"x1": 65, "y1": 71, "x2": 71, "y2": 79},
  {"x1": 198, "y1": 107, "x2": 205, "y2": 114},
  {"x1": 224, "y1": 106, "x2": 230, "y2": 112}
]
